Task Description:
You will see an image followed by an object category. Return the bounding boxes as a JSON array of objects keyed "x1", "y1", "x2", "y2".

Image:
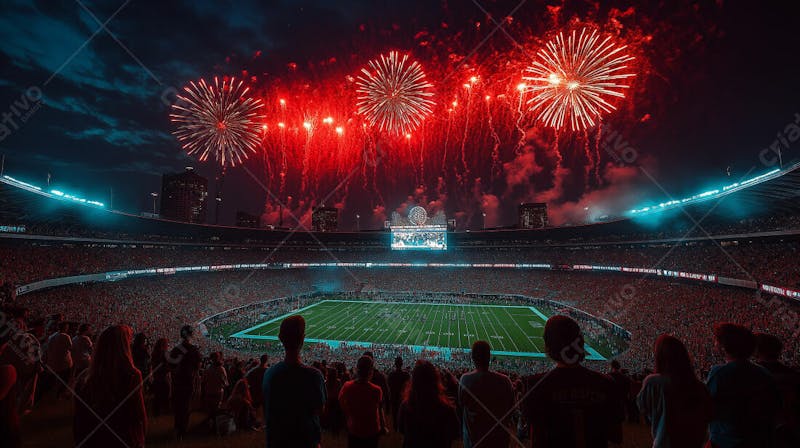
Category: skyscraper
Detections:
[
  {"x1": 160, "y1": 167, "x2": 208, "y2": 223},
  {"x1": 312, "y1": 206, "x2": 338, "y2": 232},
  {"x1": 518, "y1": 202, "x2": 548, "y2": 229}
]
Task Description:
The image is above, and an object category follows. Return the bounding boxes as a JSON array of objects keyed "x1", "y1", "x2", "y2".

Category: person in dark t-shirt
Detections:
[
  {"x1": 754, "y1": 332, "x2": 800, "y2": 447},
  {"x1": 524, "y1": 315, "x2": 623, "y2": 448},
  {"x1": 388, "y1": 356, "x2": 411, "y2": 430},
  {"x1": 168, "y1": 325, "x2": 201, "y2": 440},
  {"x1": 262, "y1": 315, "x2": 326, "y2": 448},
  {"x1": 707, "y1": 323, "x2": 780, "y2": 448}
]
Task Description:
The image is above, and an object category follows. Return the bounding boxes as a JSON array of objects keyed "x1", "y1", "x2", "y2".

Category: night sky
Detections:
[{"x1": 1, "y1": 1, "x2": 799, "y2": 228}]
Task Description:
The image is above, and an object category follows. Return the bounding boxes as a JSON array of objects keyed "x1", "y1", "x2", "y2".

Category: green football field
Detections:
[{"x1": 231, "y1": 299, "x2": 605, "y2": 359}]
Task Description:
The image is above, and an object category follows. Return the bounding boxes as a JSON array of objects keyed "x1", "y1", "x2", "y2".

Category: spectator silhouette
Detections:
[
  {"x1": 339, "y1": 355, "x2": 386, "y2": 448},
  {"x1": 363, "y1": 351, "x2": 390, "y2": 410},
  {"x1": 707, "y1": 322, "x2": 780, "y2": 448},
  {"x1": 608, "y1": 360, "x2": 632, "y2": 424},
  {"x1": 524, "y1": 315, "x2": 623, "y2": 448},
  {"x1": 202, "y1": 351, "x2": 229, "y2": 419},
  {"x1": 168, "y1": 324, "x2": 201, "y2": 440},
  {"x1": 458, "y1": 340, "x2": 515, "y2": 448},
  {"x1": 388, "y1": 356, "x2": 410, "y2": 431},
  {"x1": 149, "y1": 337, "x2": 170, "y2": 417},
  {"x1": 323, "y1": 367, "x2": 344, "y2": 434},
  {"x1": 0, "y1": 335, "x2": 21, "y2": 447},
  {"x1": 225, "y1": 378, "x2": 259, "y2": 431},
  {"x1": 637, "y1": 334, "x2": 712, "y2": 448},
  {"x1": 245, "y1": 354, "x2": 269, "y2": 409},
  {"x1": 73, "y1": 325, "x2": 146, "y2": 448},
  {"x1": 44, "y1": 321, "x2": 72, "y2": 399},
  {"x1": 397, "y1": 359, "x2": 459, "y2": 448},
  {"x1": 131, "y1": 333, "x2": 150, "y2": 386},
  {"x1": 754, "y1": 332, "x2": 800, "y2": 448},
  {"x1": 262, "y1": 315, "x2": 326, "y2": 448},
  {"x1": 70, "y1": 323, "x2": 92, "y2": 375}
]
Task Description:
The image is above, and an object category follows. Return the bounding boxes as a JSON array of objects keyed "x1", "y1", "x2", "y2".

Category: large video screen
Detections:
[{"x1": 390, "y1": 225, "x2": 447, "y2": 250}]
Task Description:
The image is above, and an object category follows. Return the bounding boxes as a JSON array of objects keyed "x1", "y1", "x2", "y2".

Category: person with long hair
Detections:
[
  {"x1": 149, "y1": 337, "x2": 170, "y2": 417},
  {"x1": 225, "y1": 378, "x2": 259, "y2": 431},
  {"x1": 397, "y1": 360, "x2": 459, "y2": 448},
  {"x1": 73, "y1": 325, "x2": 147, "y2": 448},
  {"x1": 637, "y1": 334, "x2": 713, "y2": 448}
]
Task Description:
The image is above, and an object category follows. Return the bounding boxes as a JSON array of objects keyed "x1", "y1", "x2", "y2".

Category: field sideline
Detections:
[{"x1": 231, "y1": 299, "x2": 606, "y2": 359}]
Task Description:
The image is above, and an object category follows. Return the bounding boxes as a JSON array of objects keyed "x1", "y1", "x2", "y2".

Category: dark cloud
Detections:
[{"x1": 1, "y1": 1, "x2": 799, "y2": 227}]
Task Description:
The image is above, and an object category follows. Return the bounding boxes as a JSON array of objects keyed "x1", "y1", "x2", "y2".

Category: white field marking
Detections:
[{"x1": 484, "y1": 304, "x2": 520, "y2": 352}]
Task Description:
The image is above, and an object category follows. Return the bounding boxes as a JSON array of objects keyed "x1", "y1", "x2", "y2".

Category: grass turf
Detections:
[{"x1": 231, "y1": 299, "x2": 605, "y2": 360}]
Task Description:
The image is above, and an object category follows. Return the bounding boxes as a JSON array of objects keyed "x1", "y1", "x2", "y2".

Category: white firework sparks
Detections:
[
  {"x1": 523, "y1": 28, "x2": 635, "y2": 131},
  {"x1": 356, "y1": 51, "x2": 435, "y2": 136},
  {"x1": 170, "y1": 77, "x2": 264, "y2": 167}
]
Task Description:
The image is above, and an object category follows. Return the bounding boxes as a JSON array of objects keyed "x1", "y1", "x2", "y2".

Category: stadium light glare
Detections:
[{"x1": 627, "y1": 168, "x2": 784, "y2": 216}]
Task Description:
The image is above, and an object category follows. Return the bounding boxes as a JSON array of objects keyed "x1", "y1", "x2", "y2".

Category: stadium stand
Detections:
[{"x1": 0, "y1": 165, "x2": 799, "y2": 447}]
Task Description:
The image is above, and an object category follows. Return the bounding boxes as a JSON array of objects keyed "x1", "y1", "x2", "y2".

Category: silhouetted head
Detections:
[
  {"x1": 279, "y1": 315, "x2": 306, "y2": 352},
  {"x1": 714, "y1": 322, "x2": 755, "y2": 360},
  {"x1": 544, "y1": 315, "x2": 585, "y2": 365},
  {"x1": 654, "y1": 334, "x2": 697, "y2": 384},
  {"x1": 404, "y1": 359, "x2": 450, "y2": 410},
  {"x1": 356, "y1": 355, "x2": 374, "y2": 381},
  {"x1": 754, "y1": 332, "x2": 782, "y2": 362},
  {"x1": 394, "y1": 356, "x2": 403, "y2": 369},
  {"x1": 180, "y1": 325, "x2": 194, "y2": 341},
  {"x1": 471, "y1": 340, "x2": 491, "y2": 369}
]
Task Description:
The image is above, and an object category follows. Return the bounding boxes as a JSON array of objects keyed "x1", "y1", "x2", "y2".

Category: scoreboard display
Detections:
[{"x1": 390, "y1": 225, "x2": 447, "y2": 250}]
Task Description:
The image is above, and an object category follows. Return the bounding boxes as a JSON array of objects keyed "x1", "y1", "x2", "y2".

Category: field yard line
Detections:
[
  {"x1": 402, "y1": 303, "x2": 428, "y2": 346},
  {"x1": 371, "y1": 301, "x2": 410, "y2": 346},
  {"x1": 488, "y1": 307, "x2": 522, "y2": 352},
  {"x1": 341, "y1": 301, "x2": 383, "y2": 342},
  {"x1": 416, "y1": 303, "x2": 440, "y2": 347},
  {"x1": 231, "y1": 300, "x2": 326, "y2": 338},
  {"x1": 463, "y1": 304, "x2": 480, "y2": 349},
  {"x1": 364, "y1": 300, "x2": 409, "y2": 345},
  {"x1": 455, "y1": 306, "x2": 461, "y2": 349},
  {"x1": 435, "y1": 304, "x2": 450, "y2": 347},
  {"x1": 310, "y1": 301, "x2": 357, "y2": 339},
  {"x1": 471, "y1": 304, "x2": 496, "y2": 348},
  {"x1": 315, "y1": 300, "x2": 365, "y2": 342},
  {"x1": 500, "y1": 307, "x2": 531, "y2": 352},
  {"x1": 445, "y1": 305, "x2": 453, "y2": 347},
  {"x1": 360, "y1": 302, "x2": 390, "y2": 342}
]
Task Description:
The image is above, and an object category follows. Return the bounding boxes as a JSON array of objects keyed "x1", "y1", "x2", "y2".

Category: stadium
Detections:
[
  {"x1": 2, "y1": 2, "x2": 800, "y2": 448},
  {"x1": 2, "y1": 158, "x2": 800, "y2": 446}
]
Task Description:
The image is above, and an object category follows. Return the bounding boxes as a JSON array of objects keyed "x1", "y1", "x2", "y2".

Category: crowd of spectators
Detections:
[
  {"x1": 1, "y1": 235, "x2": 799, "y2": 446},
  {"x1": 1, "y1": 235, "x2": 799, "y2": 291},
  {"x1": 1, "y1": 308, "x2": 798, "y2": 447},
  {"x1": 7, "y1": 265, "x2": 800, "y2": 375}
]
